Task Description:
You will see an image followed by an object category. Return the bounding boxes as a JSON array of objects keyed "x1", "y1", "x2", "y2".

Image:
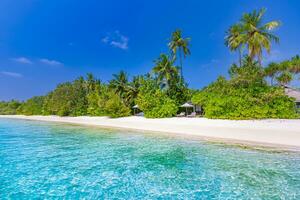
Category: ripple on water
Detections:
[{"x1": 0, "y1": 118, "x2": 300, "y2": 199}]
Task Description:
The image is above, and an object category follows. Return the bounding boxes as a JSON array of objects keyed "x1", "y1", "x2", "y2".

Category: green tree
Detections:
[
  {"x1": 289, "y1": 55, "x2": 300, "y2": 74},
  {"x1": 264, "y1": 62, "x2": 281, "y2": 85},
  {"x1": 152, "y1": 54, "x2": 179, "y2": 89},
  {"x1": 109, "y1": 70, "x2": 129, "y2": 99},
  {"x1": 192, "y1": 58, "x2": 298, "y2": 119},
  {"x1": 227, "y1": 8, "x2": 280, "y2": 65},
  {"x1": 240, "y1": 8, "x2": 280, "y2": 64},
  {"x1": 168, "y1": 29, "x2": 191, "y2": 80},
  {"x1": 17, "y1": 96, "x2": 44, "y2": 115},
  {"x1": 225, "y1": 24, "x2": 245, "y2": 66},
  {"x1": 43, "y1": 76, "x2": 88, "y2": 116},
  {"x1": 137, "y1": 88, "x2": 178, "y2": 118},
  {"x1": 105, "y1": 92, "x2": 131, "y2": 118},
  {"x1": 276, "y1": 71, "x2": 293, "y2": 86},
  {"x1": 124, "y1": 75, "x2": 143, "y2": 107},
  {"x1": 0, "y1": 100, "x2": 22, "y2": 115}
]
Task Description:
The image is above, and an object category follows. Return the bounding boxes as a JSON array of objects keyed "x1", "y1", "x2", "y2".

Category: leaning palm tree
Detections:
[
  {"x1": 109, "y1": 70, "x2": 129, "y2": 98},
  {"x1": 152, "y1": 54, "x2": 179, "y2": 89},
  {"x1": 276, "y1": 71, "x2": 293, "y2": 86},
  {"x1": 225, "y1": 24, "x2": 245, "y2": 67},
  {"x1": 289, "y1": 55, "x2": 300, "y2": 74},
  {"x1": 264, "y1": 62, "x2": 281, "y2": 85},
  {"x1": 240, "y1": 8, "x2": 280, "y2": 65},
  {"x1": 168, "y1": 29, "x2": 190, "y2": 80}
]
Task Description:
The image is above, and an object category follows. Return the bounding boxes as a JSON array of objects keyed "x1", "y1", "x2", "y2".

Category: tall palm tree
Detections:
[
  {"x1": 225, "y1": 24, "x2": 245, "y2": 67},
  {"x1": 240, "y1": 8, "x2": 280, "y2": 65},
  {"x1": 109, "y1": 70, "x2": 129, "y2": 98},
  {"x1": 168, "y1": 29, "x2": 190, "y2": 80},
  {"x1": 152, "y1": 54, "x2": 179, "y2": 89}
]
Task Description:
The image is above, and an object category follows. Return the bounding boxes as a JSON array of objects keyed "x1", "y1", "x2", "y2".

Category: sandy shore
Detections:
[{"x1": 1, "y1": 115, "x2": 300, "y2": 150}]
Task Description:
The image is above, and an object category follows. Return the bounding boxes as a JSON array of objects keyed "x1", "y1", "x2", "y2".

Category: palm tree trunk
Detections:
[
  {"x1": 271, "y1": 77, "x2": 273, "y2": 86},
  {"x1": 179, "y1": 49, "x2": 183, "y2": 81},
  {"x1": 238, "y1": 47, "x2": 242, "y2": 67},
  {"x1": 258, "y1": 57, "x2": 262, "y2": 66}
]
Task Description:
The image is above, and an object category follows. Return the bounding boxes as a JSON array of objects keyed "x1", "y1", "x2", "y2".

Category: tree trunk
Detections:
[
  {"x1": 179, "y1": 49, "x2": 183, "y2": 81},
  {"x1": 271, "y1": 76, "x2": 274, "y2": 86},
  {"x1": 238, "y1": 47, "x2": 242, "y2": 67}
]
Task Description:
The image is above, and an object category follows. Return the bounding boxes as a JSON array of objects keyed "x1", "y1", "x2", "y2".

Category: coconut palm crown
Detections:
[{"x1": 225, "y1": 8, "x2": 280, "y2": 65}]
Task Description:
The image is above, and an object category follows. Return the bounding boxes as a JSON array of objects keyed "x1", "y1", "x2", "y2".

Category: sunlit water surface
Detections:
[{"x1": 0, "y1": 119, "x2": 300, "y2": 199}]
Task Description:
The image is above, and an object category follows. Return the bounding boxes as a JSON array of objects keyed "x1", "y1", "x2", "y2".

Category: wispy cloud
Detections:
[
  {"x1": 39, "y1": 58, "x2": 63, "y2": 66},
  {"x1": 263, "y1": 49, "x2": 282, "y2": 65},
  {"x1": 1, "y1": 71, "x2": 23, "y2": 78},
  {"x1": 101, "y1": 31, "x2": 129, "y2": 50},
  {"x1": 201, "y1": 59, "x2": 220, "y2": 68},
  {"x1": 11, "y1": 57, "x2": 32, "y2": 64}
]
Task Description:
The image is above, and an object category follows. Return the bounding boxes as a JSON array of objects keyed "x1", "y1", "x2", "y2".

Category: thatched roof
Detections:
[{"x1": 284, "y1": 86, "x2": 300, "y2": 102}]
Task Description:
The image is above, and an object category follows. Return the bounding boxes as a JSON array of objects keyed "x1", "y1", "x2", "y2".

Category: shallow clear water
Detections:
[{"x1": 0, "y1": 119, "x2": 300, "y2": 199}]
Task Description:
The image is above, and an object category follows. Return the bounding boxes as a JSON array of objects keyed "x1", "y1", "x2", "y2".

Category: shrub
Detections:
[
  {"x1": 104, "y1": 92, "x2": 131, "y2": 118},
  {"x1": 137, "y1": 89, "x2": 178, "y2": 118}
]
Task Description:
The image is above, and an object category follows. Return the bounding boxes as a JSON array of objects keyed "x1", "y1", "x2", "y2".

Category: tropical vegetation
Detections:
[{"x1": 0, "y1": 8, "x2": 299, "y2": 119}]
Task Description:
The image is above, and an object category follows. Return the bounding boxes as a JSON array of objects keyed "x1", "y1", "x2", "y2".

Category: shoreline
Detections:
[{"x1": 1, "y1": 115, "x2": 300, "y2": 151}]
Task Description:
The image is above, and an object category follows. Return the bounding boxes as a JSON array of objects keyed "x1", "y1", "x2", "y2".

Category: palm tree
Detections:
[
  {"x1": 225, "y1": 24, "x2": 245, "y2": 67},
  {"x1": 109, "y1": 70, "x2": 129, "y2": 98},
  {"x1": 86, "y1": 73, "x2": 100, "y2": 93},
  {"x1": 289, "y1": 55, "x2": 300, "y2": 74},
  {"x1": 168, "y1": 29, "x2": 190, "y2": 80},
  {"x1": 264, "y1": 62, "x2": 280, "y2": 85},
  {"x1": 240, "y1": 8, "x2": 280, "y2": 65},
  {"x1": 276, "y1": 71, "x2": 293, "y2": 86},
  {"x1": 152, "y1": 54, "x2": 179, "y2": 89},
  {"x1": 125, "y1": 76, "x2": 142, "y2": 106}
]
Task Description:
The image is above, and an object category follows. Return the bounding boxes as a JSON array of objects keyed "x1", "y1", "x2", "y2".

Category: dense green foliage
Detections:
[
  {"x1": 136, "y1": 78, "x2": 178, "y2": 118},
  {"x1": 264, "y1": 55, "x2": 300, "y2": 86},
  {"x1": 192, "y1": 58, "x2": 298, "y2": 119},
  {"x1": 17, "y1": 96, "x2": 44, "y2": 115},
  {"x1": 0, "y1": 100, "x2": 21, "y2": 115}
]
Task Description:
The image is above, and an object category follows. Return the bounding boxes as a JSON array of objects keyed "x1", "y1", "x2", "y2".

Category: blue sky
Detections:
[{"x1": 1, "y1": 0, "x2": 300, "y2": 100}]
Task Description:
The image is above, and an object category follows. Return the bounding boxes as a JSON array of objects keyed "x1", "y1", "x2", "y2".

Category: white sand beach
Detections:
[{"x1": 1, "y1": 115, "x2": 300, "y2": 150}]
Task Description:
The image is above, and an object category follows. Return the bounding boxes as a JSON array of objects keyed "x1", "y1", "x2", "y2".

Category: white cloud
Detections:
[
  {"x1": 1, "y1": 71, "x2": 23, "y2": 78},
  {"x1": 11, "y1": 57, "x2": 32, "y2": 64},
  {"x1": 39, "y1": 58, "x2": 63, "y2": 66},
  {"x1": 101, "y1": 31, "x2": 129, "y2": 50}
]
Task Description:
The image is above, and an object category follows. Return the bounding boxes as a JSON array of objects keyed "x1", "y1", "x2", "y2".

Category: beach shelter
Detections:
[
  {"x1": 180, "y1": 102, "x2": 194, "y2": 115},
  {"x1": 132, "y1": 105, "x2": 139, "y2": 115}
]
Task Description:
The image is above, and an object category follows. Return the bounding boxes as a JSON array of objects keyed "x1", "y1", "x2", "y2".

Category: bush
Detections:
[
  {"x1": 137, "y1": 89, "x2": 178, "y2": 118},
  {"x1": 104, "y1": 92, "x2": 131, "y2": 118},
  {"x1": 86, "y1": 84, "x2": 130, "y2": 118}
]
